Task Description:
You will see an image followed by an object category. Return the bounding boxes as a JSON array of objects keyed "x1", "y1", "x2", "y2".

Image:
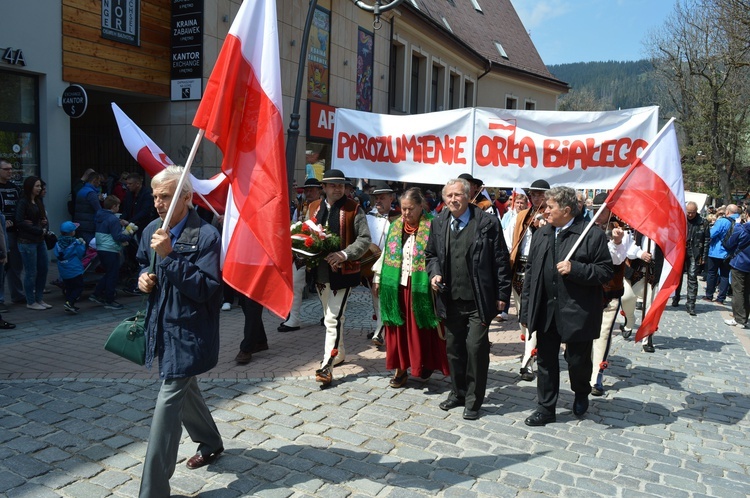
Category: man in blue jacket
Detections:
[
  {"x1": 724, "y1": 220, "x2": 750, "y2": 328},
  {"x1": 136, "y1": 166, "x2": 223, "y2": 498},
  {"x1": 705, "y1": 204, "x2": 740, "y2": 304}
]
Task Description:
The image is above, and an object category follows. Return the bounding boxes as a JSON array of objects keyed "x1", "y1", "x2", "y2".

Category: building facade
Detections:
[{"x1": 0, "y1": 0, "x2": 566, "y2": 232}]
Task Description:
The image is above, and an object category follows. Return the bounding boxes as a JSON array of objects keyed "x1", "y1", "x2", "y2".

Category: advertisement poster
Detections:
[
  {"x1": 356, "y1": 27, "x2": 374, "y2": 112},
  {"x1": 307, "y1": 6, "x2": 330, "y2": 103}
]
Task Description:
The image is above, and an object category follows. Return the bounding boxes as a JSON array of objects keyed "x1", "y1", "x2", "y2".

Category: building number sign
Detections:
[{"x1": 2, "y1": 48, "x2": 26, "y2": 66}]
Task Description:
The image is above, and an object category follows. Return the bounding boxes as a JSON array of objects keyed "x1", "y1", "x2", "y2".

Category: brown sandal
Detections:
[{"x1": 389, "y1": 371, "x2": 408, "y2": 388}]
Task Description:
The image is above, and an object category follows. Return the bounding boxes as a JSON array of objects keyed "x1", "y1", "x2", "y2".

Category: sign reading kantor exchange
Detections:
[
  {"x1": 101, "y1": 0, "x2": 140, "y2": 46},
  {"x1": 171, "y1": 0, "x2": 204, "y2": 101}
]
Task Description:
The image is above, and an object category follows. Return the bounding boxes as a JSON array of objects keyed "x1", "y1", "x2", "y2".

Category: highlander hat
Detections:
[
  {"x1": 303, "y1": 178, "x2": 322, "y2": 188},
  {"x1": 528, "y1": 179, "x2": 551, "y2": 191},
  {"x1": 458, "y1": 173, "x2": 483, "y2": 186},
  {"x1": 370, "y1": 181, "x2": 394, "y2": 195},
  {"x1": 592, "y1": 192, "x2": 608, "y2": 209},
  {"x1": 321, "y1": 169, "x2": 348, "y2": 184}
]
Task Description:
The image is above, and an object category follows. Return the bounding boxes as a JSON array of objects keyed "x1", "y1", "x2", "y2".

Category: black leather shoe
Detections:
[
  {"x1": 519, "y1": 367, "x2": 535, "y2": 381},
  {"x1": 186, "y1": 447, "x2": 224, "y2": 469},
  {"x1": 643, "y1": 343, "x2": 656, "y2": 353},
  {"x1": 251, "y1": 342, "x2": 269, "y2": 354},
  {"x1": 573, "y1": 395, "x2": 589, "y2": 417},
  {"x1": 463, "y1": 407, "x2": 479, "y2": 420},
  {"x1": 234, "y1": 350, "x2": 252, "y2": 365},
  {"x1": 277, "y1": 324, "x2": 300, "y2": 332},
  {"x1": 439, "y1": 397, "x2": 465, "y2": 411},
  {"x1": 671, "y1": 300, "x2": 679, "y2": 307},
  {"x1": 686, "y1": 307, "x2": 696, "y2": 316},
  {"x1": 524, "y1": 411, "x2": 556, "y2": 426},
  {"x1": 591, "y1": 386, "x2": 604, "y2": 397}
]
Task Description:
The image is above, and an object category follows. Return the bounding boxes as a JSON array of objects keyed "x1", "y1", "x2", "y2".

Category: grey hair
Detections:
[
  {"x1": 400, "y1": 187, "x2": 425, "y2": 207},
  {"x1": 152, "y1": 165, "x2": 193, "y2": 206},
  {"x1": 442, "y1": 178, "x2": 470, "y2": 199},
  {"x1": 545, "y1": 186, "x2": 580, "y2": 217}
]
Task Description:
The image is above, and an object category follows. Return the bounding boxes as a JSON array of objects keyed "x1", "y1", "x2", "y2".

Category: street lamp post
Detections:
[{"x1": 285, "y1": 0, "x2": 406, "y2": 190}]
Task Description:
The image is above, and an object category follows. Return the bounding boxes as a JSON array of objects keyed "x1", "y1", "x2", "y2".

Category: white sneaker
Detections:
[
  {"x1": 725, "y1": 319, "x2": 739, "y2": 326},
  {"x1": 37, "y1": 301, "x2": 53, "y2": 309},
  {"x1": 499, "y1": 312, "x2": 509, "y2": 321},
  {"x1": 26, "y1": 303, "x2": 46, "y2": 310},
  {"x1": 221, "y1": 302, "x2": 231, "y2": 311}
]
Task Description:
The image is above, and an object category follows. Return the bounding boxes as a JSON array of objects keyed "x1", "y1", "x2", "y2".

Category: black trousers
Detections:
[
  {"x1": 535, "y1": 321, "x2": 593, "y2": 415},
  {"x1": 730, "y1": 268, "x2": 750, "y2": 326},
  {"x1": 443, "y1": 299, "x2": 490, "y2": 411},
  {"x1": 674, "y1": 253, "x2": 699, "y2": 308},
  {"x1": 239, "y1": 297, "x2": 267, "y2": 352}
]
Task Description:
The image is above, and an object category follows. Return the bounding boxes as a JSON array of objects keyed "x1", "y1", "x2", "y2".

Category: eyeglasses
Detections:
[{"x1": 0, "y1": 168, "x2": 12, "y2": 171}]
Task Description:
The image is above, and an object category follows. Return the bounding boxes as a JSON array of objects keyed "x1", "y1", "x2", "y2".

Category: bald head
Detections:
[{"x1": 727, "y1": 204, "x2": 739, "y2": 215}]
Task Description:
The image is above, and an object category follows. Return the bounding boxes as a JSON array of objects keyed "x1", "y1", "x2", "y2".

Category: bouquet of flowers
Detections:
[{"x1": 291, "y1": 219, "x2": 341, "y2": 267}]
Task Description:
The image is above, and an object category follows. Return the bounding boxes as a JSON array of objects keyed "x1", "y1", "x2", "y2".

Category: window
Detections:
[
  {"x1": 464, "y1": 79, "x2": 475, "y2": 108},
  {"x1": 410, "y1": 53, "x2": 421, "y2": 114},
  {"x1": 506, "y1": 96, "x2": 518, "y2": 109},
  {"x1": 449, "y1": 72, "x2": 460, "y2": 110},
  {"x1": 494, "y1": 41, "x2": 509, "y2": 59},
  {"x1": 0, "y1": 71, "x2": 39, "y2": 180},
  {"x1": 431, "y1": 63, "x2": 445, "y2": 112},
  {"x1": 525, "y1": 100, "x2": 536, "y2": 111},
  {"x1": 389, "y1": 43, "x2": 406, "y2": 112}
]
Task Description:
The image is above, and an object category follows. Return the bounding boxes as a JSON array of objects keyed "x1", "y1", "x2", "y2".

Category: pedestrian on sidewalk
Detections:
[
  {"x1": 137, "y1": 167, "x2": 224, "y2": 498},
  {"x1": 91, "y1": 196, "x2": 131, "y2": 310},
  {"x1": 724, "y1": 219, "x2": 750, "y2": 328},
  {"x1": 53, "y1": 221, "x2": 86, "y2": 314}
]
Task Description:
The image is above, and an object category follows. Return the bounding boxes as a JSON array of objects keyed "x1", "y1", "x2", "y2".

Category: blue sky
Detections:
[{"x1": 509, "y1": 0, "x2": 678, "y2": 65}]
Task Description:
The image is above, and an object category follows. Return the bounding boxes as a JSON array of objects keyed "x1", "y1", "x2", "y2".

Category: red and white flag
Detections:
[
  {"x1": 111, "y1": 103, "x2": 229, "y2": 214},
  {"x1": 606, "y1": 119, "x2": 686, "y2": 342},
  {"x1": 192, "y1": 0, "x2": 292, "y2": 317}
]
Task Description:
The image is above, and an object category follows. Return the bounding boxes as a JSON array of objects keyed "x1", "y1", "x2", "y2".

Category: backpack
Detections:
[{"x1": 721, "y1": 217, "x2": 736, "y2": 257}]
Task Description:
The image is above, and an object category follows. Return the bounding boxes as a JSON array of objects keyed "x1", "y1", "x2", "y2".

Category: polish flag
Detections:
[
  {"x1": 192, "y1": 0, "x2": 292, "y2": 317},
  {"x1": 111, "y1": 103, "x2": 229, "y2": 214},
  {"x1": 606, "y1": 119, "x2": 686, "y2": 342}
]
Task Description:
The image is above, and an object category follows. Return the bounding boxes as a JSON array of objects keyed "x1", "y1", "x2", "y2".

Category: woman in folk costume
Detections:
[{"x1": 372, "y1": 187, "x2": 450, "y2": 388}]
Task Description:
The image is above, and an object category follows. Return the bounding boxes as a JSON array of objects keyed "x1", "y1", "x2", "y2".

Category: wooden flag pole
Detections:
[{"x1": 163, "y1": 129, "x2": 205, "y2": 229}]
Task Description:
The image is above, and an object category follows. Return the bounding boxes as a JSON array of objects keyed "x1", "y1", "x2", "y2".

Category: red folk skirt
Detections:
[{"x1": 384, "y1": 281, "x2": 450, "y2": 378}]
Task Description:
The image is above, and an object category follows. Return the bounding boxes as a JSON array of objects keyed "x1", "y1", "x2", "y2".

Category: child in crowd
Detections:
[
  {"x1": 90, "y1": 196, "x2": 131, "y2": 310},
  {"x1": 53, "y1": 221, "x2": 86, "y2": 314}
]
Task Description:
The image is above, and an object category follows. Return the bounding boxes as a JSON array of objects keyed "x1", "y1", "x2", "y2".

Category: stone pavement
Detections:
[{"x1": 1, "y1": 267, "x2": 749, "y2": 497}]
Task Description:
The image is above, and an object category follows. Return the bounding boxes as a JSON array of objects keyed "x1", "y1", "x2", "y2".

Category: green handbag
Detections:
[{"x1": 104, "y1": 311, "x2": 146, "y2": 365}]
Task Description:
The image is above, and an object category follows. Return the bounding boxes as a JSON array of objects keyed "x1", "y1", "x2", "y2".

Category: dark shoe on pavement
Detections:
[
  {"x1": 686, "y1": 307, "x2": 696, "y2": 316},
  {"x1": 702, "y1": 296, "x2": 713, "y2": 302},
  {"x1": 123, "y1": 287, "x2": 142, "y2": 297},
  {"x1": 389, "y1": 371, "x2": 408, "y2": 388},
  {"x1": 591, "y1": 385, "x2": 604, "y2": 397},
  {"x1": 520, "y1": 367, "x2": 535, "y2": 382},
  {"x1": 277, "y1": 324, "x2": 300, "y2": 332},
  {"x1": 251, "y1": 342, "x2": 269, "y2": 354},
  {"x1": 525, "y1": 410, "x2": 556, "y2": 426},
  {"x1": 0, "y1": 321, "x2": 16, "y2": 330},
  {"x1": 643, "y1": 342, "x2": 656, "y2": 353},
  {"x1": 573, "y1": 395, "x2": 589, "y2": 417},
  {"x1": 186, "y1": 447, "x2": 224, "y2": 469},
  {"x1": 463, "y1": 407, "x2": 479, "y2": 420},
  {"x1": 419, "y1": 369, "x2": 433, "y2": 380},
  {"x1": 439, "y1": 397, "x2": 465, "y2": 411},
  {"x1": 671, "y1": 300, "x2": 679, "y2": 307},
  {"x1": 234, "y1": 350, "x2": 252, "y2": 365},
  {"x1": 371, "y1": 335, "x2": 384, "y2": 347},
  {"x1": 315, "y1": 366, "x2": 333, "y2": 386},
  {"x1": 88, "y1": 294, "x2": 106, "y2": 305}
]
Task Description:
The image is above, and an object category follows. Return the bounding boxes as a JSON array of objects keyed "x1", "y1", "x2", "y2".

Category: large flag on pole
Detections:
[
  {"x1": 111, "y1": 103, "x2": 229, "y2": 215},
  {"x1": 192, "y1": 0, "x2": 292, "y2": 317},
  {"x1": 606, "y1": 119, "x2": 686, "y2": 342}
]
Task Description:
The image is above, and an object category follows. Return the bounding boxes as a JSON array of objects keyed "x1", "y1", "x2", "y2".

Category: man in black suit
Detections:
[
  {"x1": 426, "y1": 178, "x2": 511, "y2": 420},
  {"x1": 520, "y1": 186, "x2": 613, "y2": 426}
]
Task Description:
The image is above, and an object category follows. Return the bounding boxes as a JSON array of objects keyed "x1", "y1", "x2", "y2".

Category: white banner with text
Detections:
[{"x1": 332, "y1": 106, "x2": 660, "y2": 188}]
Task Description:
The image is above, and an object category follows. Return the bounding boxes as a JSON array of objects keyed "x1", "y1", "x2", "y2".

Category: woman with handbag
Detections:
[
  {"x1": 372, "y1": 187, "x2": 449, "y2": 388},
  {"x1": 15, "y1": 176, "x2": 51, "y2": 310}
]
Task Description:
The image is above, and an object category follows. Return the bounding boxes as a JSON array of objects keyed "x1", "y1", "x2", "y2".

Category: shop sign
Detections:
[
  {"x1": 62, "y1": 85, "x2": 88, "y2": 118},
  {"x1": 308, "y1": 101, "x2": 337, "y2": 141},
  {"x1": 171, "y1": 0, "x2": 203, "y2": 101},
  {"x1": 102, "y1": 0, "x2": 140, "y2": 46}
]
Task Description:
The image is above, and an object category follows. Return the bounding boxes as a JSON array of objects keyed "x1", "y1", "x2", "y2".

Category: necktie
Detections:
[
  {"x1": 452, "y1": 218, "x2": 460, "y2": 233},
  {"x1": 553, "y1": 228, "x2": 560, "y2": 264}
]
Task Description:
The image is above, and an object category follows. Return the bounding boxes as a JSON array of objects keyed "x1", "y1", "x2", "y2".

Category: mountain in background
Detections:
[{"x1": 547, "y1": 60, "x2": 661, "y2": 111}]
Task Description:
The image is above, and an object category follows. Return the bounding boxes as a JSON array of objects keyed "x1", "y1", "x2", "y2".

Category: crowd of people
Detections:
[{"x1": 3, "y1": 159, "x2": 749, "y2": 495}]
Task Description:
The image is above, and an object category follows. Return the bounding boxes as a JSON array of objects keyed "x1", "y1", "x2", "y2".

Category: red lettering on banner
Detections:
[
  {"x1": 475, "y1": 134, "x2": 538, "y2": 167},
  {"x1": 336, "y1": 133, "x2": 468, "y2": 165},
  {"x1": 541, "y1": 137, "x2": 649, "y2": 169}
]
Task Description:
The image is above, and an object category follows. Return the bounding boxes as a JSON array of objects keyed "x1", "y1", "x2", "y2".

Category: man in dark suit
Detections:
[
  {"x1": 426, "y1": 178, "x2": 511, "y2": 420},
  {"x1": 520, "y1": 186, "x2": 613, "y2": 426}
]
